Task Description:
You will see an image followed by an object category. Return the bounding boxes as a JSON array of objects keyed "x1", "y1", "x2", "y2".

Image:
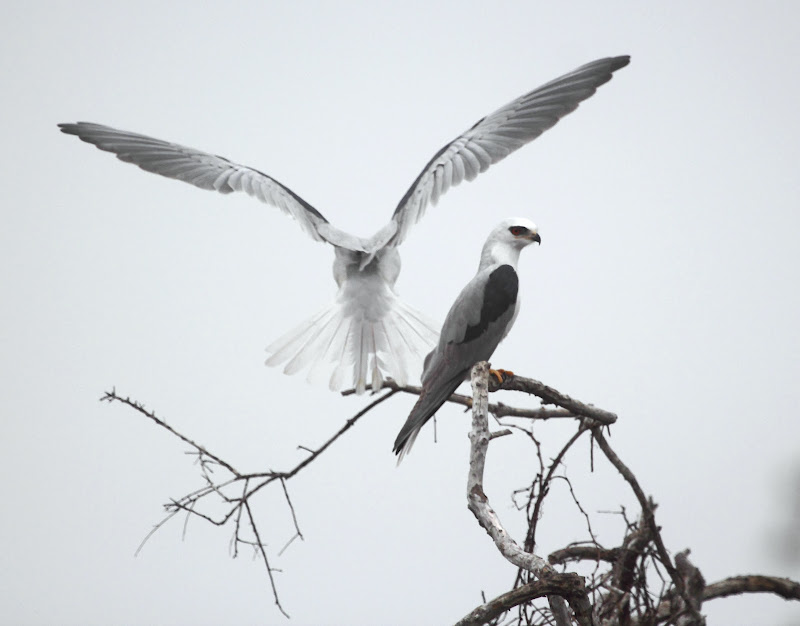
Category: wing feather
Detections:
[
  {"x1": 58, "y1": 122, "x2": 362, "y2": 249},
  {"x1": 387, "y1": 56, "x2": 630, "y2": 246}
]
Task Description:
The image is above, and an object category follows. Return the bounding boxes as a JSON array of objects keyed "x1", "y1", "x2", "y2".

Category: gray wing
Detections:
[
  {"x1": 381, "y1": 56, "x2": 630, "y2": 248},
  {"x1": 393, "y1": 264, "x2": 519, "y2": 459},
  {"x1": 429, "y1": 264, "x2": 520, "y2": 374},
  {"x1": 58, "y1": 122, "x2": 365, "y2": 251}
]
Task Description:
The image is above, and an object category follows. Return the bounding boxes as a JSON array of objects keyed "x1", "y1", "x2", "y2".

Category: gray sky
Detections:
[{"x1": 3, "y1": 2, "x2": 799, "y2": 624}]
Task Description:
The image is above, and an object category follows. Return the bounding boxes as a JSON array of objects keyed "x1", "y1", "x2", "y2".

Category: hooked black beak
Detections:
[{"x1": 530, "y1": 232, "x2": 541, "y2": 244}]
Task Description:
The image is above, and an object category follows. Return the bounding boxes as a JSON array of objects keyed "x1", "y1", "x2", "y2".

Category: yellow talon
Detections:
[{"x1": 489, "y1": 368, "x2": 514, "y2": 384}]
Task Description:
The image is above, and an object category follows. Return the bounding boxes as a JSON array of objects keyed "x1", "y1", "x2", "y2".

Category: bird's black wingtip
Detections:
[
  {"x1": 391, "y1": 438, "x2": 404, "y2": 457},
  {"x1": 58, "y1": 122, "x2": 78, "y2": 135},
  {"x1": 612, "y1": 55, "x2": 631, "y2": 70}
]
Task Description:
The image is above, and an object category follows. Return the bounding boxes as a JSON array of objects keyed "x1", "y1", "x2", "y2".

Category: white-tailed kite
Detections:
[
  {"x1": 393, "y1": 218, "x2": 540, "y2": 460},
  {"x1": 59, "y1": 56, "x2": 628, "y2": 394}
]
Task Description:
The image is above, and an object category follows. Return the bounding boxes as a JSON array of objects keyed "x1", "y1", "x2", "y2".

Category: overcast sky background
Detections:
[{"x1": 2, "y1": 2, "x2": 799, "y2": 624}]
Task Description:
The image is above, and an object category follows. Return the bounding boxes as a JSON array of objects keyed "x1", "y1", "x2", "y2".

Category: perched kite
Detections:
[
  {"x1": 393, "y1": 218, "x2": 539, "y2": 460},
  {"x1": 59, "y1": 56, "x2": 628, "y2": 394}
]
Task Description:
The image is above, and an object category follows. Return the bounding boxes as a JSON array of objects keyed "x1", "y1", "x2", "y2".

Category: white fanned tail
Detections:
[{"x1": 265, "y1": 286, "x2": 438, "y2": 394}]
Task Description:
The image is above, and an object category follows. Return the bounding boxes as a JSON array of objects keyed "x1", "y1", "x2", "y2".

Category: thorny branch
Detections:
[
  {"x1": 101, "y1": 386, "x2": 399, "y2": 618},
  {"x1": 102, "y1": 370, "x2": 798, "y2": 624}
]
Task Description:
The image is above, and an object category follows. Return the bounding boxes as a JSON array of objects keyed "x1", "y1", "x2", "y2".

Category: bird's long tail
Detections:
[
  {"x1": 265, "y1": 292, "x2": 438, "y2": 394},
  {"x1": 393, "y1": 368, "x2": 466, "y2": 462}
]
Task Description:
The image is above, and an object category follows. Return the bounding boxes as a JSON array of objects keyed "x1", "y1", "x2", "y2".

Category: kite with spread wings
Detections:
[{"x1": 59, "y1": 55, "x2": 628, "y2": 394}]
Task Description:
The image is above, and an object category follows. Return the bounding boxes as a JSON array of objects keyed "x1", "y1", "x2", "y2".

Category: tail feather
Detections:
[
  {"x1": 397, "y1": 298, "x2": 439, "y2": 332},
  {"x1": 328, "y1": 329, "x2": 353, "y2": 390},
  {"x1": 393, "y1": 368, "x2": 466, "y2": 462},
  {"x1": 265, "y1": 293, "x2": 438, "y2": 394},
  {"x1": 374, "y1": 321, "x2": 403, "y2": 386},
  {"x1": 366, "y1": 325, "x2": 385, "y2": 393},
  {"x1": 306, "y1": 314, "x2": 349, "y2": 386},
  {"x1": 395, "y1": 300, "x2": 439, "y2": 355},
  {"x1": 282, "y1": 309, "x2": 342, "y2": 375},
  {"x1": 370, "y1": 343, "x2": 383, "y2": 392},
  {"x1": 265, "y1": 307, "x2": 334, "y2": 366},
  {"x1": 388, "y1": 310, "x2": 433, "y2": 369},
  {"x1": 351, "y1": 323, "x2": 368, "y2": 394}
]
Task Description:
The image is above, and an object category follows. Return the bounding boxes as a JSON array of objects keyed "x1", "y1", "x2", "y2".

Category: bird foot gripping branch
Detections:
[{"x1": 489, "y1": 368, "x2": 514, "y2": 385}]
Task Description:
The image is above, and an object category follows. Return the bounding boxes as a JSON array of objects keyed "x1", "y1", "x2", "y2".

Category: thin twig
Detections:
[
  {"x1": 106, "y1": 386, "x2": 397, "y2": 619},
  {"x1": 591, "y1": 426, "x2": 702, "y2": 623},
  {"x1": 526, "y1": 428, "x2": 588, "y2": 554},
  {"x1": 243, "y1": 498, "x2": 289, "y2": 619},
  {"x1": 242, "y1": 389, "x2": 399, "y2": 502},
  {"x1": 102, "y1": 390, "x2": 240, "y2": 476}
]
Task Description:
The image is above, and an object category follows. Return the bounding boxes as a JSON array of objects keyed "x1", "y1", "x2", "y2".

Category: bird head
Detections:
[
  {"x1": 479, "y1": 218, "x2": 540, "y2": 270},
  {"x1": 499, "y1": 217, "x2": 541, "y2": 246}
]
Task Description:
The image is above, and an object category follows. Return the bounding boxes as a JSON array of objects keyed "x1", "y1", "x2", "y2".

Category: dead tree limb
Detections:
[
  {"x1": 494, "y1": 375, "x2": 618, "y2": 425},
  {"x1": 466, "y1": 362, "x2": 551, "y2": 576},
  {"x1": 703, "y1": 574, "x2": 800, "y2": 602},
  {"x1": 342, "y1": 376, "x2": 617, "y2": 424},
  {"x1": 465, "y1": 362, "x2": 594, "y2": 626},
  {"x1": 102, "y1": 374, "x2": 800, "y2": 625},
  {"x1": 647, "y1": 574, "x2": 800, "y2": 622},
  {"x1": 590, "y1": 426, "x2": 705, "y2": 624},
  {"x1": 455, "y1": 574, "x2": 591, "y2": 626},
  {"x1": 101, "y1": 387, "x2": 399, "y2": 617}
]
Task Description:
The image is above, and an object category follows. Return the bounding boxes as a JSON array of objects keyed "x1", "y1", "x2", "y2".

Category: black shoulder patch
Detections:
[
  {"x1": 393, "y1": 140, "x2": 452, "y2": 217},
  {"x1": 252, "y1": 167, "x2": 328, "y2": 222},
  {"x1": 461, "y1": 265, "x2": 518, "y2": 343}
]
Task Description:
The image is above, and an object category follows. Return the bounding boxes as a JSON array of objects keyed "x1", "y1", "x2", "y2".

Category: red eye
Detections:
[{"x1": 509, "y1": 226, "x2": 527, "y2": 236}]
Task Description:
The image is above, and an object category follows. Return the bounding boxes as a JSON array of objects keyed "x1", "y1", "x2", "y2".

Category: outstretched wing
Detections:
[
  {"x1": 385, "y1": 56, "x2": 630, "y2": 247},
  {"x1": 58, "y1": 122, "x2": 364, "y2": 250}
]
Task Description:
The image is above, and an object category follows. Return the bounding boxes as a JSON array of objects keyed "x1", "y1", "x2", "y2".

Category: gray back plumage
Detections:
[{"x1": 394, "y1": 264, "x2": 519, "y2": 459}]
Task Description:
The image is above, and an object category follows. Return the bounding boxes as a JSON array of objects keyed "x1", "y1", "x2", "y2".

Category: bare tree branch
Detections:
[
  {"x1": 343, "y1": 379, "x2": 590, "y2": 422},
  {"x1": 494, "y1": 375, "x2": 618, "y2": 425},
  {"x1": 243, "y1": 492, "x2": 289, "y2": 618},
  {"x1": 101, "y1": 387, "x2": 399, "y2": 617},
  {"x1": 466, "y1": 362, "x2": 595, "y2": 626},
  {"x1": 525, "y1": 427, "x2": 590, "y2": 556},
  {"x1": 646, "y1": 573, "x2": 800, "y2": 623},
  {"x1": 589, "y1": 424, "x2": 704, "y2": 624},
  {"x1": 103, "y1": 376, "x2": 800, "y2": 625},
  {"x1": 640, "y1": 574, "x2": 800, "y2": 625},
  {"x1": 467, "y1": 362, "x2": 551, "y2": 576},
  {"x1": 548, "y1": 546, "x2": 621, "y2": 566},
  {"x1": 455, "y1": 574, "x2": 591, "y2": 626},
  {"x1": 101, "y1": 389, "x2": 241, "y2": 476},
  {"x1": 703, "y1": 574, "x2": 800, "y2": 602}
]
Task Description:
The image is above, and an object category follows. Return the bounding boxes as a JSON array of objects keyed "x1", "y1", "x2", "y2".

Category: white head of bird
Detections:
[{"x1": 479, "y1": 217, "x2": 541, "y2": 270}]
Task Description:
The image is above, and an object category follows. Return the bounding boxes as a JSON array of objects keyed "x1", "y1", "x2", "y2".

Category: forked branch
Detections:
[
  {"x1": 101, "y1": 387, "x2": 399, "y2": 618},
  {"x1": 464, "y1": 362, "x2": 593, "y2": 626},
  {"x1": 102, "y1": 373, "x2": 798, "y2": 624}
]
